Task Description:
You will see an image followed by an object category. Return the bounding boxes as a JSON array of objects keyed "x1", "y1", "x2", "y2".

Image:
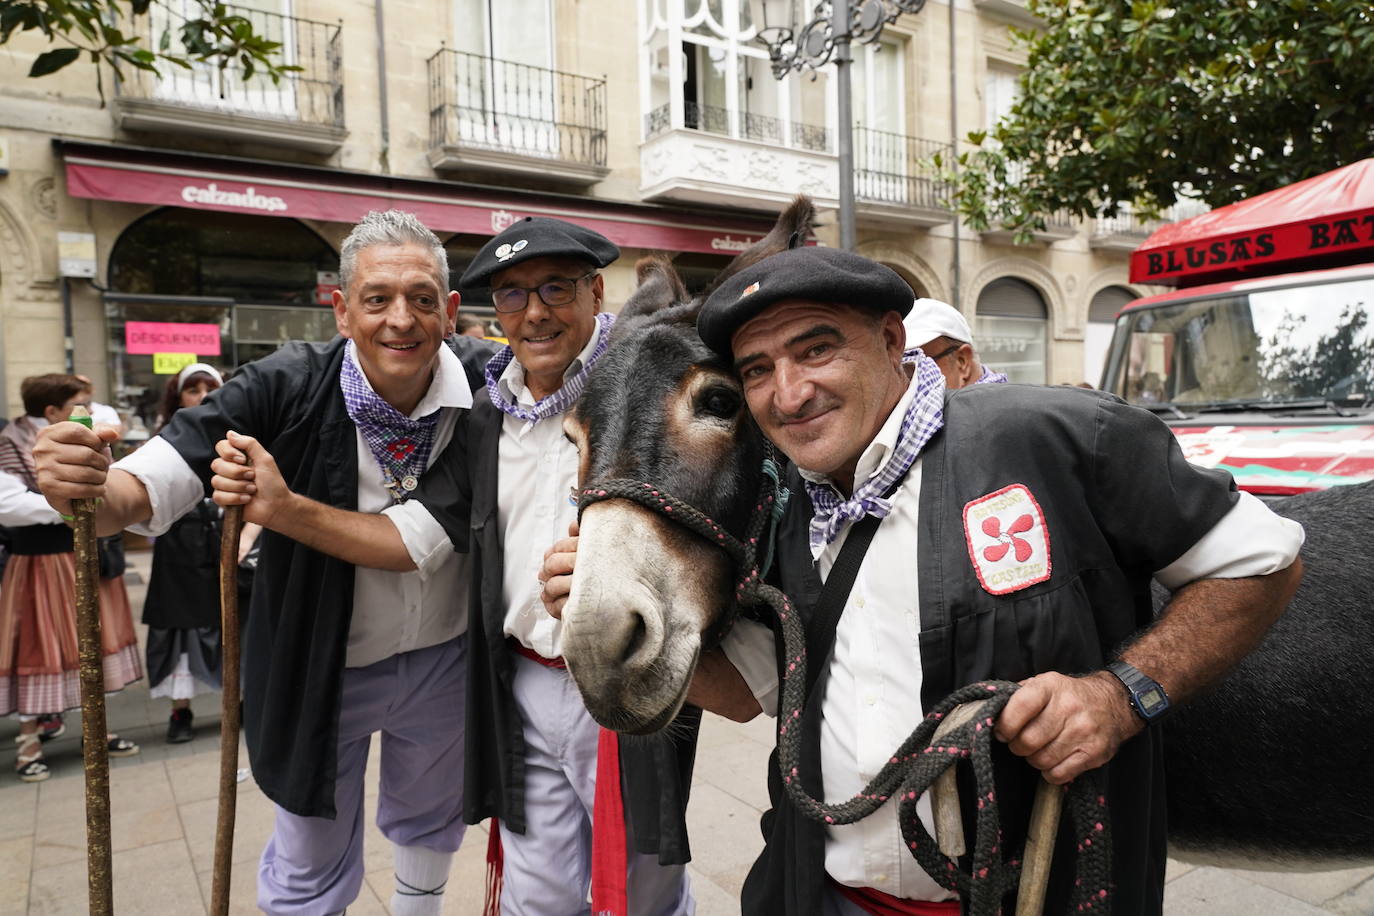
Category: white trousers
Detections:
[{"x1": 499, "y1": 652, "x2": 694, "y2": 916}]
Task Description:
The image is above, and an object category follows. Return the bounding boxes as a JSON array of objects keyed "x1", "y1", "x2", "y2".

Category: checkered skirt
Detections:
[{"x1": 0, "y1": 552, "x2": 144, "y2": 716}]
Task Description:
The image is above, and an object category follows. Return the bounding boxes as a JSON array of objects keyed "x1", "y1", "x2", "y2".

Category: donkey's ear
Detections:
[
  {"x1": 611, "y1": 255, "x2": 690, "y2": 339},
  {"x1": 697, "y1": 195, "x2": 818, "y2": 301}
]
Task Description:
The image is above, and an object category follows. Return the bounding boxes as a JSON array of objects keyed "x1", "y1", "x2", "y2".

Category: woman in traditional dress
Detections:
[
  {"x1": 0, "y1": 373, "x2": 143, "y2": 782},
  {"x1": 143, "y1": 364, "x2": 259, "y2": 742}
]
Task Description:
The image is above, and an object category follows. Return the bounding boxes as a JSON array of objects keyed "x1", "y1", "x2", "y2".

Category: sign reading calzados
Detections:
[{"x1": 181, "y1": 182, "x2": 288, "y2": 213}]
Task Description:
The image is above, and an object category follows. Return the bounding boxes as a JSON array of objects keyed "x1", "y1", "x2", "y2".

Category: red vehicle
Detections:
[{"x1": 1101, "y1": 160, "x2": 1374, "y2": 495}]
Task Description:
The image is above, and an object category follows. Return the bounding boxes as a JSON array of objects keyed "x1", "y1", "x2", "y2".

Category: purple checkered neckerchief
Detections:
[
  {"x1": 486, "y1": 312, "x2": 616, "y2": 424},
  {"x1": 805, "y1": 354, "x2": 947, "y2": 552},
  {"x1": 901, "y1": 347, "x2": 1008, "y2": 385},
  {"x1": 340, "y1": 342, "x2": 442, "y2": 503},
  {"x1": 977, "y1": 364, "x2": 1009, "y2": 384}
]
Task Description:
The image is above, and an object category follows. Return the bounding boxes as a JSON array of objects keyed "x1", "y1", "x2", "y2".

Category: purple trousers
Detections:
[{"x1": 257, "y1": 636, "x2": 468, "y2": 915}]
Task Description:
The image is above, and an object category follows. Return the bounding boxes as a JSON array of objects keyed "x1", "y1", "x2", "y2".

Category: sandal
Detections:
[
  {"x1": 15, "y1": 733, "x2": 50, "y2": 783},
  {"x1": 107, "y1": 734, "x2": 140, "y2": 757}
]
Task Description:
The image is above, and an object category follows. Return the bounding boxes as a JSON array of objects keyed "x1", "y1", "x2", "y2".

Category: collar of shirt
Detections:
[
  {"x1": 496, "y1": 318, "x2": 606, "y2": 411},
  {"x1": 345, "y1": 339, "x2": 474, "y2": 417},
  {"x1": 28, "y1": 417, "x2": 49, "y2": 429},
  {"x1": 798, "y1": 362, "x2": 925, "y2": 498}
]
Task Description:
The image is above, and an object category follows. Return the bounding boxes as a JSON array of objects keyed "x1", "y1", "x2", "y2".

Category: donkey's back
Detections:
[{"x1": 1163, "y1": 481, "x2": 1374, "y2": 868}]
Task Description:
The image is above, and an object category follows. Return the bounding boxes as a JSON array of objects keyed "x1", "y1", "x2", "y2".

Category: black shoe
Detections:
[{"x1": 167, "y1": 708, "x2": 194, "y2": 744}]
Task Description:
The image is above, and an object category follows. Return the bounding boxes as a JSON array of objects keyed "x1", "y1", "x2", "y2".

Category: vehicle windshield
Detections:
[{"x1": 1108, "y1": 276, "x2": 1374, "y2": 410}]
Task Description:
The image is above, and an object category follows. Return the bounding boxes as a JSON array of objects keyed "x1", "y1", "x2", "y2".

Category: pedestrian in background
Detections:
[
  {"x1": 143, "y1": 364, "x2": 260, "y2": 743},
  {"x1": 0, "y1": 373, "x2": 142, "y2": 782}
]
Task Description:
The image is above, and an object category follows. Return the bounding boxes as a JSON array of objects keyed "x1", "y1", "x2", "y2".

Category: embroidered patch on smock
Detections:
[{"x1": 963, "y1": 484, "x2": 1052, "y2": 595}]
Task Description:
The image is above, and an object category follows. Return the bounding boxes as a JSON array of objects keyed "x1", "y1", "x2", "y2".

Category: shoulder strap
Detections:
[{"x1": 802, "y1": 513, "x2": 879, "y2": 699}]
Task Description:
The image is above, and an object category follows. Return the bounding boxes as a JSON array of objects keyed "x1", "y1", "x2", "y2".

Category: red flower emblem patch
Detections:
[
  {"x1": 386, "y1": 438, "x2": 416, "y2": 461},
  {"x1": 963, "y1": 484, "x2": 1051, "y2": 595}
]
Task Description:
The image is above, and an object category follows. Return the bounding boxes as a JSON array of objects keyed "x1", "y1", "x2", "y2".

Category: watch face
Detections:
[{"x1": 1138, "y1": 686, "x2": 1167, "y2": 716}]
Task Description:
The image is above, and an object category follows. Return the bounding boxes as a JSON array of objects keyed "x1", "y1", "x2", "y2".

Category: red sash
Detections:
[
  {"x1": 494, "y1": 640, "x2": 629, "y2": 916},
  {"x1": 831, "y1": 879, "x2": 961, "y2": 916}
]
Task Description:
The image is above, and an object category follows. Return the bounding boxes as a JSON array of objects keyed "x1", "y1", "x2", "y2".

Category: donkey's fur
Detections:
[{"x1": 1161, "y1": 481, "x2": 1374, "y2": 866}]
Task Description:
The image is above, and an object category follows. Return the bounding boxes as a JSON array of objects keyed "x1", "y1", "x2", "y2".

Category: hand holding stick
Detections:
[
  {"x1": 211, "y1": 493, "x2": 245, "y2": 915},
  {"x1": 68, "y1": 405, "x2": 113, "y2": 915}
]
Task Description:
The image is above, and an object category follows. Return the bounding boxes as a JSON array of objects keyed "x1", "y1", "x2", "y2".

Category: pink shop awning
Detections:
[{"x1": 59, "y1": 141, "x2": 773, "y2": 257}]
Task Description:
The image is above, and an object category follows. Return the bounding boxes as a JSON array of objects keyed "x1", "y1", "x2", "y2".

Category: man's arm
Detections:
[
  {"x1": 996, "y1": 559, "x2": 1302, "y2": 785},
  {"x1": 211, "y1": 431, "x2": 415, "y2": 571},
  {"x1": 34, "y1": 422, "x2": 154, "y2": 536}
]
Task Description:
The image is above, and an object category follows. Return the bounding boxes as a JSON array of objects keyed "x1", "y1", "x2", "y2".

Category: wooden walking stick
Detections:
[
  {"x1": 211, "y1": 497, "x2": 245, "y2": 915},
  {"x1": 69, "y1": 405, "x2": 113, "y2": 915}
]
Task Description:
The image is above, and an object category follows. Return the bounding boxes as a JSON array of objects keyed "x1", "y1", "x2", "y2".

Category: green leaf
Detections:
[{"x1": 28, "y1": 45, "x2": 80, "y2": 76}]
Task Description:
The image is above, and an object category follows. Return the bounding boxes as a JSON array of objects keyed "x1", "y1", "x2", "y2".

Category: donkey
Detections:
[{"x1": 557, "y1": 199, "x2": 1374, "y2": 865}]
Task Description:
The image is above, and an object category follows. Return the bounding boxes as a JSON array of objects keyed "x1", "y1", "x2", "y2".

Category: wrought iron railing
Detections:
[
  {"x1": 115, "y1": 4, "x2": 343, "y2": 128},
  {"x1": 645, "y1": 101, "x2": 830, "y2": 152},
  {"x1": 853, "y1": 127, "x2": 951, "y2": 210},
  {"x1": 1094, "y1": 209, "x2": 1162, "y2": 238},
  {"x1": 428, "y1": 49, "x2": 607, "y2": 168}
]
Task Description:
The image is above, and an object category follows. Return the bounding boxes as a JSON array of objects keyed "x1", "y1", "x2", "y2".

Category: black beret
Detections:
[
  {"x1": 698, "y1": 247, "x2": 914, "y2": 357},
  {"x1": 459, "y1": 216, "x2": 620, "y2": 287}
]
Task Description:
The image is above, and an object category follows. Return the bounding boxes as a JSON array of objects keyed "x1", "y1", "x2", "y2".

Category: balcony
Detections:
[
  {"x1": 640, "y1": 101, "x2": 838, "y2": 209},
  {"x1": 973, "y1": 0, "x2": 1044, "y2": 28},
  {"x1": 1090, "y1": 209, "x2": 1164, "y2": 252},
  {"x1": 853, "y1": 129, "x2": 953, "y2": 229},
  {"x1": 427, "y1": 49, "x2": 609, "y2": 186},
  {"x1": 979, "y1": 161, "x2": 1078, "y2": 243},
  {"x1": 112, "y1": 5, "x2": 345, "y2": 155}
]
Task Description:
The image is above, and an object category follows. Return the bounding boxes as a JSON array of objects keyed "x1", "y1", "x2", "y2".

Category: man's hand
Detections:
[
  {"x1": 994, "y1": 671, "x2": 1142, "y2": 785},
  {"x1": 33, "y1": 421, "x2": 120, "y2": 517},
  {"x1": 211, "y1": 431, "x2": 294, "y2": 529},
  {"x1": 538, "y1": 521, "x2": 579, "y2": 619}
]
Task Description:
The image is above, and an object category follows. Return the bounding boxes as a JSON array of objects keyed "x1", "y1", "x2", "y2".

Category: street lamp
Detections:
[{"x1": 757, "y1": 0, "x2": 928, "y2": 250}]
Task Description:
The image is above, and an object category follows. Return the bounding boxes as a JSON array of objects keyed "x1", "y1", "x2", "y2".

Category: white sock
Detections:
[{"x1": 391, "y1": 843, "x2": 454, "y2": 916}]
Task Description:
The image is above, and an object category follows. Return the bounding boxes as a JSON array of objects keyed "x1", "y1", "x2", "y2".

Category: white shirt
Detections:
[
  {"x1": 0, "y1": 467, "x2": 63, "y2": 526},
  {"x1": 777, "y1": 372, "x2": 1307, "y2": 899},
  {"x1": 494, "y1": 323, "x2": 606, "y2": 659},
  {"x1": 117, "y1": 344, "x2": 474, "y2": 669}
]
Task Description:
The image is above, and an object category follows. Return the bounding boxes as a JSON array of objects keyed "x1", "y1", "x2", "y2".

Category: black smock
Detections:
[
  {"x1": 142, "y1": 497, "x2": 223, "y2": 691},
  {"x1": 742, "y1": 384, "x2": 1239, "y2": 916},
  {"x1": 417, "y1": 394, "x2": 701, "y2": 865},
  {"x1": 158, "y1": 338, "x2": 470, "y2": 818}
]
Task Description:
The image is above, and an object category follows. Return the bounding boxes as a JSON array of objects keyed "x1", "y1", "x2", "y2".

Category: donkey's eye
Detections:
[{"x1": 698, "y1": 388, "x2": 740, "y2": 419}]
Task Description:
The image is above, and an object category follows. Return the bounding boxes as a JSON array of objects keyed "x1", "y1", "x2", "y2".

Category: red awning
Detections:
[
  {"x1": 58, "y1": 141, "x2": 773, "y2": 257},
  {"x1": 1130, "y1": 158, "x2": 1374, "y2": 287}
]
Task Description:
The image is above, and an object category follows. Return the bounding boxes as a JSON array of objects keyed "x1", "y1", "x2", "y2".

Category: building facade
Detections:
[{"x1": 0, "y1": 0, "x2": 1163, "y2": 424}]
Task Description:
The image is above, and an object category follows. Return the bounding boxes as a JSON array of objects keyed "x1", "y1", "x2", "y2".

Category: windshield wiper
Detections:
[
  {"x1": 1194, "y1": 398, "x2": 1358, "y2": 417},
  {"x1": 1137, "y1": 402, "x2": 1190, "y2": 420}
]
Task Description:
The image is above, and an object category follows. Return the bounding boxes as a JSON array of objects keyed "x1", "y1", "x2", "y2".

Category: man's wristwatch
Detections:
[{"x1": 1106, "y1": 660, "x2": 1172, "y2": 724}]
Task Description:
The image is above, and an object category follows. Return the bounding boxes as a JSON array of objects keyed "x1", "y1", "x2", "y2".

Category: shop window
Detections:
[
  {"x1": 110, "y1": 208, "x2": 336, "y2": 303},
  {"x1": 975, "y1": 277, "x2": 1048, "y2": 384},
  {"x1": 106, "y1": 207, "x2": 337, "y2": 432}
]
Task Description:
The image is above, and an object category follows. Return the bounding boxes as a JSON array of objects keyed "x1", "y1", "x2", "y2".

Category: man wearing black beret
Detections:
[
  {"x1": 688, "y1": 247, "x2": 1303, "y2": 915},
  {"x1": 443, "y1": 215, "x2": 696, "y2": 915}
]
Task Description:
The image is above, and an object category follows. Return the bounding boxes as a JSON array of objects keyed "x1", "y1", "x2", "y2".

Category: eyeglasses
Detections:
[
  {"x1": 491, "y1": 271, "x2": 596, "y2": 314},
  {"x1": 924, "y1": 343, "x2": 964, "y2": 362}
]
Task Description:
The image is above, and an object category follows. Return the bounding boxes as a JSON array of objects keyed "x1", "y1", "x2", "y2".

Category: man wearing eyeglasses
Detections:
[
  {"x1": 468, "y1": 218, "x2": 697, "y2": 915},
  {"x1": 902, "y1": 298, "x2": 1007, "y2": 389}
]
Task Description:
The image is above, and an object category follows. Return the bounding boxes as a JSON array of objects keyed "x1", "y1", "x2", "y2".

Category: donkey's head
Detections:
[{"x1": 560, "y1": 197, "x2": 816, "y2": 734}]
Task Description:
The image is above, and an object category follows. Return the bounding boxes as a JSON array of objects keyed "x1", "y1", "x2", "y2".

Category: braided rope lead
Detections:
[{"x1": 578, "y1": 471, "x2": 1112, "y2": 914}]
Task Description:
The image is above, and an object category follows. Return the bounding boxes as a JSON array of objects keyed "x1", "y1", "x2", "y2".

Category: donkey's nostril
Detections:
[{"x1": 619, "y1": 613, "x2": 648, "y2": 666}]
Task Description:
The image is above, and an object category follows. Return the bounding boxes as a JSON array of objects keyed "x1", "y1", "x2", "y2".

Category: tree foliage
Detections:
[
  {"x1": 0, "y1": 0, "x2": 298, "y2": 102},
  {"x1": 948, "y1": 0, "x2": 1374, "y2": 239}
]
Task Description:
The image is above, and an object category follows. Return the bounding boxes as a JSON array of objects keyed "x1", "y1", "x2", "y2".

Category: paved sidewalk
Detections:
[{"x1": 2, "y1": 550, "x2": 1370, "y2": 914}]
